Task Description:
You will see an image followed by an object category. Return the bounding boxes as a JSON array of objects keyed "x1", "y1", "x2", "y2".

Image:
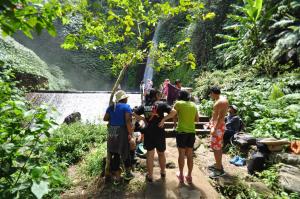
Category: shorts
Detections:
[
  {"x1": 176, "y1": 133, "x2": 195, "y2": 148},
  {"x1": 211, "y1": 126, "x2": 225, "y2": 151},
  {"x1": 143, "y1": 127, "x2": 166, "y2": 152}
]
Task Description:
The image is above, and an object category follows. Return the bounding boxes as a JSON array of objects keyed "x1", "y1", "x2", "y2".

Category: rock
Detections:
[
  {"x1": 63, "y1": 112, "x2": 81, "y2": 124},
  {"x1": 248, "y1": 182, "x2": 273, "y2": 195},
  {"x1": 15, "y1": 72, "x2": 49, "y2": 90},
  {"x1": 279, "y1": 164, "x2": 300, "y2": 193},
  {"x1": 270, "y1": 153, "x2": 300, "y2": 166},
  {"x1": 166, "y1": 161, "x2": 176, "y2": 169},
  {"x1": 135, "y1": 158, "x2": 147, "y2": 170}
]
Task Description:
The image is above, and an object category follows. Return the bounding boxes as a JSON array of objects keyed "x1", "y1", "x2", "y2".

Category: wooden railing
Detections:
[{"x1": 164, "y1": 116, "x2": 210, "y2": 138}]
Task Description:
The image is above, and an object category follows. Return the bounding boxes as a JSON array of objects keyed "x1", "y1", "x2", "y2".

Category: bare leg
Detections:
[
  {"x1": 146, "y1": 150, "x2": 155, "y2": 178},
  {"x1": 214, "y1": 149, "x2": 223, "y2": 170},
  {"x1": 157, "y1": 150, "x2": 166, "y2": 174},
  {"x1": 178, "y1": 148, "x2": 185, "y2": 176},
  {"x1": 186, "y1": 148, "x2": 193, "y2": 177}
]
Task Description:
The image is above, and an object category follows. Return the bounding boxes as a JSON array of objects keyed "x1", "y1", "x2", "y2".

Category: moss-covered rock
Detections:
[{"x1": 0, "y1": 35, "x2": 71, "y2": 90}]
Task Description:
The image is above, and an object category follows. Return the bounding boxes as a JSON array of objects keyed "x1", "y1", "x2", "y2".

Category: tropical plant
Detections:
[
  {"x1": 61, "y1": 0, "x2": 215, "y2": 103},
  {"x1": 214, "y1": 0, "x2": 264, "y2": 68},
  {"x1": 0, "y1": 70, "x2": 69, "y2": 198}
]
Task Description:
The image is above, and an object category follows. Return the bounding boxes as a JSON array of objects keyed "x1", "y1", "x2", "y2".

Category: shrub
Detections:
[{"x1": 52, "y1": 123, "x2": 107, "y2": 164}]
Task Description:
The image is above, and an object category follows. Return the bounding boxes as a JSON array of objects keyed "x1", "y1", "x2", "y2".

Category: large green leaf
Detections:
[
  {"x1": 31, "y1": 181, "x2": 50, "y2": 199},
  {"x1": 254, "y1": 0, "x2": 263, "y2": 20}
]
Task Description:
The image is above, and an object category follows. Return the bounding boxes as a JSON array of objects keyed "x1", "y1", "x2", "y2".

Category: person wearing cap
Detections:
[
  {"x1": 223, "y1": 105, "x2": 244, "y2": 146},
  {"x1": 103, "y1": 90, "x2": 134, "y2": 185},
  {"x1": 159, "y1": 90, "x2": 199, "y2": 184}
]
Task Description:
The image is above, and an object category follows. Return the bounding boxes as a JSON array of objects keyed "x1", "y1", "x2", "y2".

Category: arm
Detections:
[
  {"x1": 195, "y1": 110, "x2": 199, "y2": 122},
  {"x1": 125, "y1": 112, "x2": 134, "y2": 138},
  {"x1": 133, "y1": 112, "x2": 146, "y2": 122},
  {"x1": 158, "y1": 109, "x2": 177, "y2": 128}
]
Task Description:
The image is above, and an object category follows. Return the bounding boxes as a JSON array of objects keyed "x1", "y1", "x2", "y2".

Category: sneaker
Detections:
[
  {"x1": 208, "y1": 164, "x2": 224, "y2": 171},
  {"x1": 124, "y1": 171, "x2": 134, "y2": 181},
  {"x1": 209, "y1": 169, "x2": 225, "y2": 179},
  {"x1": 146, "y1": 174, "x2": 153, "y2": 183},
  {"x1": 229, "y1": 156, "x2": 240, "y2": 164},
  {"x1": 176, "y1": 172, "x2": 184, "y2": 183}
]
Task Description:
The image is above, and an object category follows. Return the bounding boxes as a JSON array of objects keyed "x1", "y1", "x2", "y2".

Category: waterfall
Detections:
[
  {"x1": 26, "y1": 91, "x2": 141, "y2": 124},
  {"x1": 143, "y1": 22, "x2": 163, "y2": 82}
]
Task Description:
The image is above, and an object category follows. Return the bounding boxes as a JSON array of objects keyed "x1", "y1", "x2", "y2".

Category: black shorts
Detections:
[
  {"x1": 176, "y1": 133, "x2": 195, "y2": 148},
  {"x1": 143, "y1": 127, "x2": 166, "y2": 152}
]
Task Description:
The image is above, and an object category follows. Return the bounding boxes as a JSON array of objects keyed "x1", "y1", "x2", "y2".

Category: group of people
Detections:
[{"x1": 104, "y1": 83, "x2": 242, "y2": 185}]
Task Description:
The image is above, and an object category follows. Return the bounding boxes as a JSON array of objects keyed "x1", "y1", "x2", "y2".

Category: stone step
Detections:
[
  {"x1": 164, "y1": 121, "x2": 208, "y2": 129},
  {"x1": 165, "y1": 128, "x2": 210, "y2": 138}
]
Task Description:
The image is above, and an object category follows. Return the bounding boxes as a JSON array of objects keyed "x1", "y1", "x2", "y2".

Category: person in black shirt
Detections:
[{"x1": 134, "y1": 89, "x2": 176, "y2": 182}]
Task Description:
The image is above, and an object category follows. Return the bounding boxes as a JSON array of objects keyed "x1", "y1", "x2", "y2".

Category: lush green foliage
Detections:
[
  {"x1": 62, "y1": 0, "x2": 213, "y2": 79},
  {"x1": 0, "y1": 0, "x2": 71, "y2": 38},
  {"x1": 0, "y1": 70, "x2": 68, "y2": 198},
  {"x1": 196, "y1": 68, "x2": 300, "y2": 139},
  {"x1": 80, "y1": 144, "x2": 107, "y2": 177},
  {"x1": 258, "y1": 165, "x2": 300, "y2": 199},
  {"x1": 52, "y1": 122, "x2": 107, "y2": 164}
]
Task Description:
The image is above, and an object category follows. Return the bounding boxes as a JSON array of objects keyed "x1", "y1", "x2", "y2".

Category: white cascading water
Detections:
[
  {"x1": 26, "y1": 92, "x2": 141, "y2": 124},
  {"x1": 26, "y1": 23, "x2": 166, "y2": 124},
  {"x1": 143, "y1": 21, "x2": 162, "y2": 82}
]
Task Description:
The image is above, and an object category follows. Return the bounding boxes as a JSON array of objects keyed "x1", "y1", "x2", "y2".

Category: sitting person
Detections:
[{"x1": 223, "y1": 105, "x2": 244, "y2": 146}]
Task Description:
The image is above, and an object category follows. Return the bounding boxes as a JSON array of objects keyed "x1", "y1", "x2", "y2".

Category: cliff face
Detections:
[
  {"x1": 0, "y1": 35, "x2": 70, "y2": 90},
  {"x1": 13, "y1": 19, "x2": 114, "y2": 91}
]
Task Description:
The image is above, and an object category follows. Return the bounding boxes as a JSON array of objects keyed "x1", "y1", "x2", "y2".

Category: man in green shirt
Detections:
[{"x1": 159, "y1": 90, "x2": 199, "y2": 184}]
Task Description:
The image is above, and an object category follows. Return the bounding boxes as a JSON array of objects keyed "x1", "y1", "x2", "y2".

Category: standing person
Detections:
[
  {"x1": 175, "y1": 79, "x2": 182, "y2": 90},
  {"x1": 103, "y1": 90, "x2": 134, "y2": 185},
  {"x1": 159, "y1": 90, "x2": 199, "y2": 184},
  {"x1": 208, "y1": 86, "x2": 229, "y2": 178},
  {"x1": 161, "y1": 79, "x2": 170, "y2": 101},
  {"x1": 134, "y1": 89, "x2": 175, "y2": 182}
]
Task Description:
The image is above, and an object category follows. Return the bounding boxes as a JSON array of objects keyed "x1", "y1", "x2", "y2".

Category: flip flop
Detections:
[{"x1": 176, "y1": 172, "x2": 184, "y2": 183}]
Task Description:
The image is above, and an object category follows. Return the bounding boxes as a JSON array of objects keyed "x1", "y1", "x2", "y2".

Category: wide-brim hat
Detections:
[{"x1": 114, "y1": 90, "x2": 129, "y2": 102}]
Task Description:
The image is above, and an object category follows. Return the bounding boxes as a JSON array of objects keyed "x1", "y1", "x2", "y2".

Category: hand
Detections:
[
  {"x1": 128, "y1": 134, "x2": 132, "y2": 141},
  {"x1": 158, "y1": 119, "x2": 165, "y2": 128},
  {"x1": 210, "y1": 127, "x2": 216, "y2": 136}
]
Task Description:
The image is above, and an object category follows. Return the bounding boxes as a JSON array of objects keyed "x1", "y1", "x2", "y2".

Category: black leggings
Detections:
[{"x1": 110, "y1": 151, "x2": 135, "y2": 172}]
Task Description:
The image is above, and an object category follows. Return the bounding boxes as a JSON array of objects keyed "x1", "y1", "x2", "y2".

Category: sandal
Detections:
[
  {"x1": 146, "y1": 174, "x2": 153, "y2": 183},
  {"x1": 176, "y1": 172, "x2": 184, "y2": 183},
  {"x1": 160, "y1": 173, "x2": 166, "y2": 178},
  {"x1": 185, "y1": 175, "x2": 192, "y2": 184}
]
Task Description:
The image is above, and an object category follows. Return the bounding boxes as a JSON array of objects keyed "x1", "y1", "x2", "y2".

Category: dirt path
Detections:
[{"x1": 62, "y1": 138, "x2": 221, "y2": 199}]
